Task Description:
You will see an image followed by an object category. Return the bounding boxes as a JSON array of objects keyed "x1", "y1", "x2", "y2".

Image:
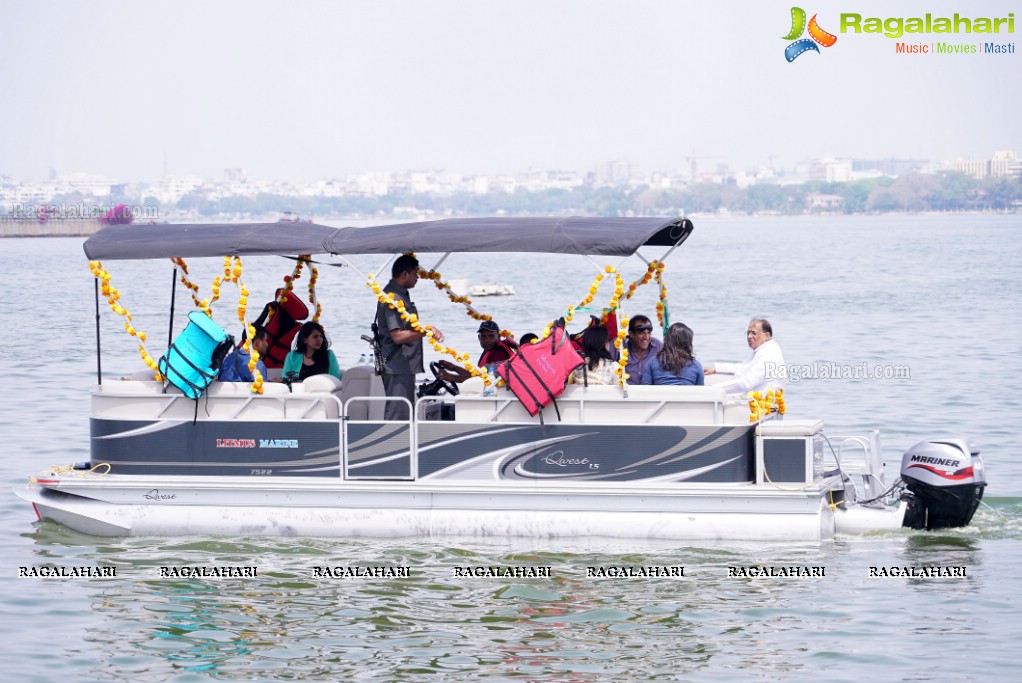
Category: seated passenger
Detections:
[
  {"x1": 219, "y1": 324, "x2": 269, "y2": 382},
  {"x1": 623, "y1": 315, "x2": 661, "y2": 386},
  {"x1": 519, "y1": 332, "x2": 539, "y2": 346},
  {"x1": 437, "y1": 320, "x2": 519, "y2": 383},
  {"x1": 569, "y1": 325, "x2": 618, "y2": 385},
  {"x1": 282, "y1": 321, "x2": 342, "y2": 382},
  {"x1": 704, "y1": 318, "x2": 784, "y2": 394},
  {"x1": 641, "y1": 322, "x2": 704, "y2": 386}
]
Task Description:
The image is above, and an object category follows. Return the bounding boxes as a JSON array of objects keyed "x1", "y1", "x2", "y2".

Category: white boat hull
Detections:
[{"x1": 18, "y1": 477, "x2": 841, "y2": 541}]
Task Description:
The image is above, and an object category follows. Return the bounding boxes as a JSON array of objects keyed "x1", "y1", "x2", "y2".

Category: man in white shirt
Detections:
[{"x1": 704, "y1": 319, "x2": 785, "y2": 394}]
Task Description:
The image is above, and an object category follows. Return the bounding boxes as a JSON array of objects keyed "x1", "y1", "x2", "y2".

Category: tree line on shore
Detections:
[{"x1": 48, "y1": 171, "x2": 1022, "y2": 219}]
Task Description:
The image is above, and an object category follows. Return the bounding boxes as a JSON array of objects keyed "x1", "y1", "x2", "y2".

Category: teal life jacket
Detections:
[{"x1": 159, "y1": 311, "x2": 234, "y2": 400}]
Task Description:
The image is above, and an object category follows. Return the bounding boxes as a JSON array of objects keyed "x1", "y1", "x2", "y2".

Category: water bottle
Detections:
[{"x1": 357, "y1": 353, "x2": 367, "y2": 366}]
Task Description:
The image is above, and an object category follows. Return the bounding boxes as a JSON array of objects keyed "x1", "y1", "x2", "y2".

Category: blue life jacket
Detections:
[{"x1": 159, "y1": 311, "x2": 234, "y2": 399}]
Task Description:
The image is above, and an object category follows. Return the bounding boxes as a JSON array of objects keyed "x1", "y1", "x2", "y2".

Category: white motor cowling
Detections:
[{"x1": 900, "y1": 438, "x2": 986, "y2": 530}]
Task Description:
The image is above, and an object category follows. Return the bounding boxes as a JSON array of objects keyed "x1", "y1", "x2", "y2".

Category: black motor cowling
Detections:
[{"x1": 900, "y1": 438, "x2": 986, "y2": 530}]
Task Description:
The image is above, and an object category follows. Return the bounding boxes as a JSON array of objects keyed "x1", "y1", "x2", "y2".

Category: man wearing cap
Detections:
[
  {"x1": 436, "y1": 320, "x2": 519, "y2": 383},
  {"x1": 377, "y1": 254, "x2": 444, "y2": 420},
  {"x1": 623, "y1": 315, "x2": 662, "y2": 386}
]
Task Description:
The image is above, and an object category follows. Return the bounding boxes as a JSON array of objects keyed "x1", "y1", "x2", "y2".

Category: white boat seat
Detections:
[
  {"x1": 337, "y1": 365, "x2": 386, "y2": 421},
  {"x1": 455, "y1": 383, "x2": 743, "y2": 425}
]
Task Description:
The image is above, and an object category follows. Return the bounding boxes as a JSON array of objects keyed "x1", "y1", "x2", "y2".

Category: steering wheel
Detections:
[{"x1": 429, "y1": 361, "x2": 460, "y2": 396}]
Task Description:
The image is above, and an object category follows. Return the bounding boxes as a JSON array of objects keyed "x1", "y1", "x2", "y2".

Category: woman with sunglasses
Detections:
[
  {"x1": 624, "y1": 316, "x2": 662, "y2": 386},
  {"x1": 640, "y1": 322, "x2": 704, "y2": 386}
]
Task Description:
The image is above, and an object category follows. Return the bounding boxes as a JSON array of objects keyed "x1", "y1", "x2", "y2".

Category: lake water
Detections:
[{"x1": 1, "y1": 214, "x2": 1020, "y2": 682}]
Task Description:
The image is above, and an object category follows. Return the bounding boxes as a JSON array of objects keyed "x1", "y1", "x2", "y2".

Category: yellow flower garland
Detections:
[
  {"x1": 654, "y1": 262, "x2": 668, "y2": 329},
  {"x1": 613, "y1": 314, "x2": 630, "y2": 388},
  {"x1": 243, "y1": 321, "x2": 265, "y2": 394},
  {"x1": 539, "y1": 266, "x2": 626, "y2": 343},
  {"x1": 417, "y1": 267, "x2": 514, "y2": 339},
  {"x1": 308, "y1": 262, "x2": 322, "y2": 321},
  {"x1": 88, "y1": 260, "x2": 162, "y2": 380},
  {"x1": 170, "y1": 257, "x2": 210, "y2": 316},
  {"x1": 231, "y1": 265, "x2": 263, "y2": 395},
  {"x1": 748, "y1": 388, "x2": 786, "y2": 422},
  {"x1": 624, "y1": 261, "x2": 657, "y2": 301}
]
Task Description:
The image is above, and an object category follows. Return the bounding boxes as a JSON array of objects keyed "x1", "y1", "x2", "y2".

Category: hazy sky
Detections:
[{"x1": 1, "y1": 0, "x2": 1018, "y2": 182}]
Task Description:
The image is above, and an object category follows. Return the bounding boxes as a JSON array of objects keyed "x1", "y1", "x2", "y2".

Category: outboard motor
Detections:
[{"x1": 900, "y1": 438, "x2": 985, "y2": 530}]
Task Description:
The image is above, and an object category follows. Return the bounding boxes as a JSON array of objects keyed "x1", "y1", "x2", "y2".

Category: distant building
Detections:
[
  {"x1": 852, "y1": 158, "x2": 928, "y2": 176},
  {"x1": 991, "y1": 150, "x2": 1021, "y2": 178},
  {"x1": 57, "y1": 172, "x2": 116, "y2": 197},
  {"x1": 806, "y1": 192, "x2": 844, "y2": 212},
  {"x1": 597, "y1": 160, "x2": 633, "y2": 186},
  {"x1": 949, "y1": 151, "x2": 1020, "y2": 179},
  {"x1": 807, "y1": 158, "x2": 852, "y2": 183}
]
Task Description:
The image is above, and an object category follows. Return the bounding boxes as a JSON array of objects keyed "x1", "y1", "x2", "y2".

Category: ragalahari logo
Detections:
[{"x1": 783, "y1": 7, "x2": 838, "y2": 61}]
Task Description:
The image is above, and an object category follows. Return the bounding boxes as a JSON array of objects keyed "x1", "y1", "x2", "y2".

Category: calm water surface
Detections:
[{"x1": 1, "y1": 214, "x2": 1020, "y2": 682}]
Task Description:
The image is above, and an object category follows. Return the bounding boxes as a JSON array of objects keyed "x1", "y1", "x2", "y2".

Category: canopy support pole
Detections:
[
  {"x1": 168, "y1": 266, "x2": 178, "y2": 353},
  {"x1": 333, "y1": 254, "x2": 370, "y2": 281},
  {"x1": 581, "y1": 254, "x2": 604, "y2": 273},
  {"x1": 94, "y1": 278, "x2": 102, "y2": 386},
  {"x1": 427, "y1": 253, "x2": 451, "y2": 273}
]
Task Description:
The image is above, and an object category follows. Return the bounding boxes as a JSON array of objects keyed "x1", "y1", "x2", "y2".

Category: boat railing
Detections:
[
  {"x1": 821, "y1": 430, "x2": 886, "y2": 500},
  {"x1": 93, "y1": 379, "x2": 346, "y2": 421},
  {"x1": 344, "y1": 395, "x2": 415, "y2": 481}
]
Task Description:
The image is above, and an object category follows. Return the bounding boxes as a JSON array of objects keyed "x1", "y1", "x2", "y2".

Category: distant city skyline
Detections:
[
  {"x1": 1, "y1": 1, "x2": 1019, "y2": 183},
  {"x1": 2, "y1": 147, "x2": 1016, "y2": 187}
]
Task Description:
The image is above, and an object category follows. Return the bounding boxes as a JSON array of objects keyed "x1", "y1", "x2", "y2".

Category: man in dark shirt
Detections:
[{"x1": 376, "y1": 254, "x2": 444, "y2": 420}]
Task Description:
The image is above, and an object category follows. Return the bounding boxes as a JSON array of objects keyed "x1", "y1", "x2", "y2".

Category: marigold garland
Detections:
[
  {"x1": 307, "y1": 261, "x2": 322, "y2": 321},
  {"x1": 417, "y1": 267, "x2": 514, "y2": 339},
  {"x1": 624, "y1": 261, "x2": 656, "y2": 301},
  {"x1": 88, "y1": 260, "x2": 162, "y2": 380},
  {"x1": 613, "y1": 314, "x2": 630, "y2": 388},
  {"x1": 539, "y1": 266, "x2": 625, "y2": 343},
  {"x1": 171, "y1": 256, "x2": 238, "y2": 318},
  {"x1": 748, "y1": 388, "x2": 786, "y2": 422},
  {"x1": 231, "y1": 267, "x2": 262, "y2": 394},
  {"x1": 243, "y1": 321, "x2": 265, "y2": 394},
  {"x1": 237, "y1": 284, "x2": 249, "y2": 326},
  {"x1": 171, "y1": 257, "x2": 208, "y2": 315},
  {"x1": 279, "y1": 258, "x2": 305, "y2": 304}
]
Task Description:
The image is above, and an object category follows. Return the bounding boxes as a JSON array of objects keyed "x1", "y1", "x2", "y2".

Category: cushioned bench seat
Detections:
[
  {"x1": 94, "y1": 366, "x2": 385, "y2": 421},
  {"x1": 454, "y1": 383, "x2": 748, "y2": 425}
]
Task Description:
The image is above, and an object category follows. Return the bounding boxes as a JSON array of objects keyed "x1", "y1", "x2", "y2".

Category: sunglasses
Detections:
[{"x1": 631, "y1": 325, "x2": 654, "y2": 333}]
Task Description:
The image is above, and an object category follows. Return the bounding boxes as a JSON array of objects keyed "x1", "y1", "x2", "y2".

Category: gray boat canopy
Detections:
[{"x1": 83, "y1": 217, "x2": 693, "y2": 261}]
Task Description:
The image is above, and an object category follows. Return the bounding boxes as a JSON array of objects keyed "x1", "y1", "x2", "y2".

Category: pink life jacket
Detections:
[{"x1": 496, "y1": 322, "x2": 583, "y2": 422}]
